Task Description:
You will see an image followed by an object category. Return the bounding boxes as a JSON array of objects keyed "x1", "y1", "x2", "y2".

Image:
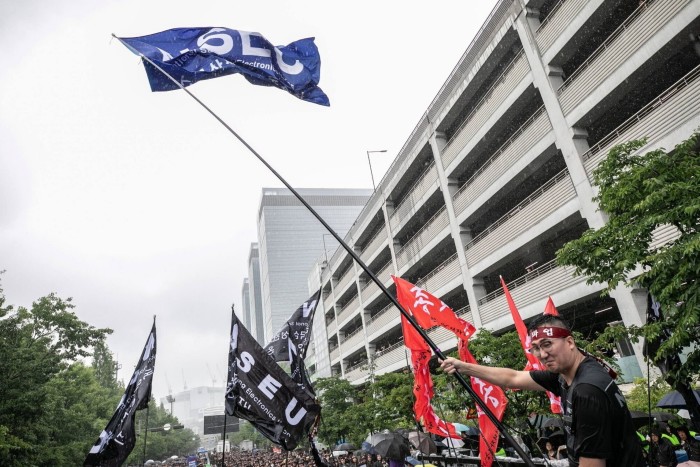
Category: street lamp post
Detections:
[{"x1": 366, "y1": 149, "x2": 387, "y2": 192}]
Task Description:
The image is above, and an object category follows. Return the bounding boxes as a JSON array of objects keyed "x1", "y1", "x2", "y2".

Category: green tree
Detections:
[
  {"x1": 314, "y1": 376, "x2": 363, "y2": 446},
  {"x1": 91, "y1": 340, "x2": 121, "y2": 393},
  {"x1": 127, "y1": 398, "x2": 200, "y2": 464},
  {"x1": 556, "y1": 132, "x2": 700, "y2": 428},
  {"x1": 0, "y1": 277, "x2": 112, "y2": 466},
  {"x1": 230, "y1": 420, "x2": 272, "y2": 449},
  {"x1": 624, "y1": 377, "x2": 671, "y2": 413},
  {"x1": 367, "y1": 371, "x2": 416, "y2": 431},
  {"x1": 37, "y1": 363, "x2": 121, "y2": 465}
]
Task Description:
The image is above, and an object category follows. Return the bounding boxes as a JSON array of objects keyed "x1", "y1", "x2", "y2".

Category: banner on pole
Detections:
[
  {"x1": 225, "y1": 312, "x2": 319, "y2": 450},
  {"x1": 84, "y1": 320, "x2": 157, "y2": 467},
  {"x1": 117, "y1": 27, "x2": 330, "y2": 106},
  {"x1": 264, "y1": 289, "x2": 320, "y2": 394}
]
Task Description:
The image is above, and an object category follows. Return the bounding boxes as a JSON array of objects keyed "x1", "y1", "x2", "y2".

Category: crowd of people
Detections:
[{"x1": 208, "y1": 449, "x2": 392, "y2": 467}]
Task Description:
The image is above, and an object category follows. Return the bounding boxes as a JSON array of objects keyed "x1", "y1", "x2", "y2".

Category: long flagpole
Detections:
[
  {"x1": 222, "y1": 304, "x2": 236, "y2": 467},
  {"x1": 113, "y1": 36, "x2": 535, "y2": 467},
  {"x1": 142, "y1": 405, "x2": 150, "y2": 467}
]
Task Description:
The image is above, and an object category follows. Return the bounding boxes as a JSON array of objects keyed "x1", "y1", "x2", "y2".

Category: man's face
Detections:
[
  {"x1": 530, "y1": 335, "x2": 575, "y2": 372},
  {"x1": 679, "y1": 431, "x2": 688, "y2": 441}
]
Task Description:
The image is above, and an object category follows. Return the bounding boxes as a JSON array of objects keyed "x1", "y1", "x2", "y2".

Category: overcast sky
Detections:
[{"x1": 0, "y1": 0, "x2": 498, "y2": 401}]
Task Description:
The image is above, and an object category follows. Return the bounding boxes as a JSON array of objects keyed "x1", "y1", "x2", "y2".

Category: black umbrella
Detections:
[
  {"x1": 407, "y1": 431, "x2": 437, "y2": 454},
  {"x1": 630, "y1": 410, "x2": 654, "y2": 430},
  {"x1": 657, "y1": 390, "x2": 700, "y2": 409},
  {"x1": 370, "y1": 432, "x2": 411, "y2": 461},
  {"x1": 542, "y1": 417, "x2": 565, "y2": 429},
  {"x1": 652, "y1": 411, "x2": 678, "y2": 423}
]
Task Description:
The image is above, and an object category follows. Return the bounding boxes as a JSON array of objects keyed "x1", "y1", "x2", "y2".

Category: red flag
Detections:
[
  {"x1": 393, "y1": 275, "x2": 476, "y2": 340},
  {"x1": 393, "y1": 276, "x2": 504, "y2": 467},
  {"x1": 500, "y1": 277, "x2": 561, "y2": 414},
  {"x1": 544, "y1": 296, "x2": 559, "y2": 316},
  {"x1": 458, "y1": 340, "x2": 507, "y2": 467}
]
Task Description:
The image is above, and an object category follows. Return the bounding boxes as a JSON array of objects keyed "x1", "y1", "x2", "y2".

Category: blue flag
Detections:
[{"x1": 118, "y1": 27, "x2": 329, "y2": 106}]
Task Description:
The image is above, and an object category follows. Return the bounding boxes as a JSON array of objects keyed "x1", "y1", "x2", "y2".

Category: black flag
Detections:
[
  {"x1": 264, "y1": 289, "x2": 320, "y2": 394},
  {"x1": 643, "y1": 293, "x2": 682, "y2": 377},
  {"x1": 226, "y1": 312, "x2": 320, "y2": 450},
  {"x1": 84, "y1": 319, "x2": 156, "y2": 466}
]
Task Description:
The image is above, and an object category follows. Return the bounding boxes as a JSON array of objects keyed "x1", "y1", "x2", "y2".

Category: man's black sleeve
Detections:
[{"x1": 529, "y1": 370, "x2": 561, "y2": 395}]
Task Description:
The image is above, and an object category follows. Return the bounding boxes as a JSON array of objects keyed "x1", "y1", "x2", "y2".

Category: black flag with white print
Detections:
[
  {"x1": 226, "y1": 311, "x2": 319, "y2": 450},
  {"x1": 84, "y1": 319, "x2": 156, "y2": 466},
  {"x1": 264, "y1": 289, "x2": 320, "y2": 394}
]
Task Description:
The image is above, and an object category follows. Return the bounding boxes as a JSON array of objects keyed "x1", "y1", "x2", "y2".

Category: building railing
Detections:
[
  {"x1": 345, "y1": 359, "x2": 368, "y2": 374},
  {"x1": 336, "y1": 295, "x2": 360, "y2": 325},
  {"x1": 396, "y1": 206, "x2": 450, "y2": 269},
  {"x1": 390, "y1": 162, "x2": 438, "y2": 230},
  {"x1": 360, "y1": 262, "x2": 393, "y2": 303},
  {"x1": 558, "y1": 0, "x2": 657, "y2": 94},
  {"x1": 452, "y1": 106, "x2": 550, "y2": 217},
  {"x1": 536, "y1": 0, "x2": 588, "y2": 54},
  {"x1": 535, "y1": 0, "x2": 568, "y2": 33},
  {"x1": 582, "y1": 64, "x2": 700, "y2": 164},
  {"x1": 334, "y1": 268, "x2": 356, "y2": 296},
  {"x1": 464, "y1": 169, "x2": 573, "y2": 250},
  {"x1": 360, "y1": 227, "x2": 388, "y2": 263},
  {"x1": 558, "y1": 0, "x2": 686, "y2": 115},
  {"x1": 343, "y1": 327, "x2": 366, "y2": 350},
  {"x1": 415, "y1": 253, "x2": 461, "y2": 293},
  {"x1": 330, "y1": 346, "x2": 340, "y2": 362},
  {"x1": 477, "y1": 261, "x2": 588, "y2": 324},
  {"x1": 478, "y1": 258, "x2": 559, "y2": 306},
  {"x1": 374, "y1": 339, "x2": 407, "y2": 368},
  {"x1": 441, "y1": 50, "x2": 530, "y2": 168}
]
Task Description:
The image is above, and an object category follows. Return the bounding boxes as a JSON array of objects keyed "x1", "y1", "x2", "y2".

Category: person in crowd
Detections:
[
  {"x1": 650, "y1": 429, "x2": 679, "y2": 467},
  {"x1": 440, "y1": 314, "x2": 645, "y2": 466},
  {"x1": 545, "y1": 440, "x2": 565, "y2": 460},
  {"x1": 678, "y1": 426, "x2": 700, "y2": 463},
  {"x1": 661, "y1": 422, "x2": 682, "y2": 448}
]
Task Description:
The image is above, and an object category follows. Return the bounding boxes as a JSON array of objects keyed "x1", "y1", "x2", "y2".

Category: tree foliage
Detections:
[
  {"x1": 556, "y1": 132, "x2": 700, "y2": 428},
  {"x1": 556, "y1": 133, "x2": 700, "y2": 384},
  {"x1": 0, "y1": 275, "x2": 113, "y2": 466},
  {"x1": 126, "y1": 399, "x2": 200, "y2": 465},
  {"x1": 314, "y1": 376, "x2": 359, "y2": 446}
]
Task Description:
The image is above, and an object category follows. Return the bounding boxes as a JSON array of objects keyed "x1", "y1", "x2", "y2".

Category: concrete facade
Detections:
[{"x1": 309, "y1": 0, "x2": 700, "y2": 384}]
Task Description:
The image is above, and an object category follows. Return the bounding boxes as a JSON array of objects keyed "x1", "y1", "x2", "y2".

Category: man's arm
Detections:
[
  {"x1": 578, "y1": 458, "x2": 605, "y2": 467},
  {"x1": 439, "y1": 357, "x2": 545, "y2": 391}
]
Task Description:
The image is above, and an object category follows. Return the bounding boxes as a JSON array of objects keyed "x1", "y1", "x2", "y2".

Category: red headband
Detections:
[{"x1": 529, "y1": 326, "x2": 571, "y2": 340}]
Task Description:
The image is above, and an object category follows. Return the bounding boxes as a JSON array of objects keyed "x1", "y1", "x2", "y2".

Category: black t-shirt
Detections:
[{"x1": 530, "y1": 358, "x2": 645, "y2": 467}]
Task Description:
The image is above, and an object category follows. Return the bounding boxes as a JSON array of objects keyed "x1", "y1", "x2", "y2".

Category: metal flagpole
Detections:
[
  {"x1": 113, "y1": 35, "x2": 535, "y2": 467},
  {"x1": 142, "y1": 405, "x2": 150, "y2": 467},
  {"x1": 221, "y1": 413, "x2": 228, "y2": 467},
  {"x1": 222, "y1": 304, "x2": 236, "y2": 467},
  {"x1": 402, "y1": 348, "x2": 426, "y2": 467}
]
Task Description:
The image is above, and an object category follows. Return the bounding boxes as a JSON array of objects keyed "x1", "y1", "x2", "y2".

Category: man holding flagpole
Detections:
[{"x1": 440, "y1": 314, "x2": 644, "y2": 467}]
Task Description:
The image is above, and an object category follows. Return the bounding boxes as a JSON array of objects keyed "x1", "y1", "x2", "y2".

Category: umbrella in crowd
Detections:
[
  {"x1": 630, "y1": 411, "x2": 654, "y2": 430},
  {"x1": 453, "y1": 422, "x2": 479, "y2": 436},
  {"x1": 407, "y1": 431, "x2": 437, "y2": 454},
  {"x1": 536, "y1": 430, "x2": 566, "y2": 453},
  {"x1": 370, "y1": 432, "x2": 411, "y2": 461},
  {"x1": 542, "y1": 417, "x2": 565, "y2": 429},
  {"x1": 657, "y1": 389, "x2": 700, "y2": 409},
  {"x1": 335, "y1": 442, "x2": 357, "y2": 451}
]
